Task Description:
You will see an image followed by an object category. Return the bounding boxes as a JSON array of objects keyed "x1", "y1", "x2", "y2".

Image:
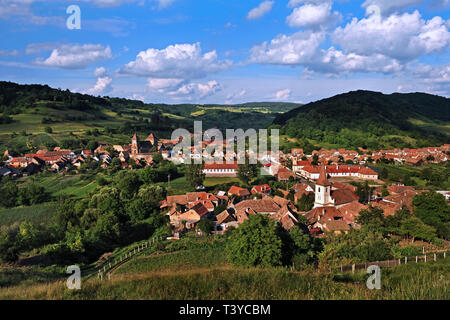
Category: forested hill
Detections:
[
  {"x1": 272, "y1": 90, "x2": 450, "y2": 150},
  {"x1": 0, "y1": 81, "x2": 299, "y2": 154}
]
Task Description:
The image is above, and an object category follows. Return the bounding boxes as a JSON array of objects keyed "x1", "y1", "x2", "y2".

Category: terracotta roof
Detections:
[
  {"x1": 228, "y1": 186, "x2": 250, "y2": 197},
  {"x1": 304, "y1": 206, "x2": 344, "y2": 224},
  {"x1": 337, "y1": 201, "x2": 368, "y2": 223},
  {"x1": 272, "y1": 195, "x2": 290, "y2": 207},
  {"x1": 251, "y1": 184, "x2": 271, "y2": 194},
  {"x1": 216, "y1": 208, "x2": 237, "y2": 225},
  {"x1": 191, "y1": 202, "x2": 209, "y2": 217},
  {"x1": 234, "y1": 199, "x2": 281, "y2": 214},
  {"x1": 317, "y1": 166, "x2": 330, "y2": 186},
  {"x1": 324, "y1": 220, "x2": 350, "y2": 232},
  {"x1": 204, "y1": 162, "x2": 238, "y2": 170},
  {"x1": 331, "y1": 189, "x2": 359, "y2": 205}
]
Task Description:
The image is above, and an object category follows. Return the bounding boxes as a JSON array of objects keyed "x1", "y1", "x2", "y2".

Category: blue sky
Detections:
[{"x1": 0, "y1": 0, "x2": 449, "y2": 104}]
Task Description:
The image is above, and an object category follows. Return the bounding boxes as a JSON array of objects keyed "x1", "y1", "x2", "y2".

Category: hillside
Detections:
[
  {"x1": 0, "y1": 236, "x2": 448, "y2": 300},
  {"x1": 273, "y1": 90, "x2": 450, "y2": 150},
  {"x1": 0, "y1": 81, "x2": 296, "y2": 155}
]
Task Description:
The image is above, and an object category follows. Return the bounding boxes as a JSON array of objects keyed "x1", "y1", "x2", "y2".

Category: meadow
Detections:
[
  {"x1": 0, "y1": 203, "x2": 56, "y2": 229},
  {"x1": 0, "y1": 233, "x2": 448, "y2": 300},
  {"x1": 0, "y1": 256, "x2": 447, "y2": 300}
]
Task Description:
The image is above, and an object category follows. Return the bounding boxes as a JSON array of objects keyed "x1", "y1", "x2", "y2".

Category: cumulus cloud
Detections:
[
  {"x1": 286, "y1": 2, "x2": 341, "y2": 29},
  {"x1": 332, "y1": 10, "x2": 450, "y2": 61},
  {"x1": 119, "y1": 42, "x2": 232, "y2": 80},
  {"x1": 167, "y1": 80, "x2": 221, "y2": 99},
  {"x1": 147, "y1": 78, "x2": 185, "y2": 92},
  {"x1": 250, "y1": 29, "x2": 403, "y2": 75},
  {"x1": 362, "y1": 0, "x2": 424, "y2": 16},
  {"x1": 250, "y1": 30, "x2": 326, "y2": 65},
  {"x1": 86, "y1": 76, "x2": 113, "y2": 95},
  {"x1": 410, "y1": 63, "x2": 450, "y2": 94},
  {"x1": 275, "y1": 89, "x2": 291, "y2": 100},
  {"x1": 247, "y1": 1, "x2": 274, "y2": 20},
  {"x1": 26, "y1": 42, "x2": 58, "y2": 55},
  {"x1": 34, "y1": 44, "x2": 112, "y2": 69},
  {"x1": 94, "y1": 67, "x2": 108, "y2": 77}
]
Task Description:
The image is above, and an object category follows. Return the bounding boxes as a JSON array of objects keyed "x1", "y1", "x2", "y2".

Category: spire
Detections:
[{"x1": 317, "y1": 165, "x2": 330, "y2": 186}]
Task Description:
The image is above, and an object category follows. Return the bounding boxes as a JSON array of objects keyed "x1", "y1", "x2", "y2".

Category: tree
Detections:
[
  {"x1": 197, "y1": 219, "x2": 214, "y2": 234},
  {"x1": 399, "y1": 217, "x2": 437, "y2": 243},
  {"x1": 237, "y1": 159, "x2": 258, "y2": 185},
  {"x1": 114, "y1": 171, "x2": 142, "y2": 199},
  {"x1": 18, "y1": 183, "x2": 50, "y2": 206},
  {"x1": 381, "y1": 185, "x2": 389, "y2": 197},
  {"x1": 380, "y1": 167, "x2": 388, "y2": 179},
  {"x1": 413, "y1": 192, "x2": 450, "y2": 239},
  {"x1": 185, "y1": 163, "x2": 205, "y2": 188},
  {"x1": 44, "y1": 126, "x2": 53, "y2": 134},
  {"x1": 226, "y1": 215, "x2": 283, "y2": 267},
  {"x1": 296, "y1": 193, "x2": 314, "y2": 212},
  {"x1": 0, "y1": 181, "x2": 18, "y2": 208},
  {"x1": 312, "y1": 154, "x2": 319, "y2": 165},
  {"x1": 357, "y1": 206, "x2": 385, "y2": 231},
  {"x1": 0, "y1": 228, "x2": 21, "y2": 263}
]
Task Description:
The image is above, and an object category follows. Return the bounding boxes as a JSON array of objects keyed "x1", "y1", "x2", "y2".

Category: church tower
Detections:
[
  {"x1": 314, "y1": 165, "x2": 335, "y2": 208},
  {"x1": 131, "y1": 133, "x2": 139, "y2": 156}
]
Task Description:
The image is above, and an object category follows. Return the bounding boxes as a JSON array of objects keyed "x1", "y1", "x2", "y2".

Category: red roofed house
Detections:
[
  {"x1": 251, "y1": 184, "x2": 272, "y2": 195},
  {"x1": 203, "y1": 162, "x2": 238, "y2": 177},
  {"x1": 228, "y1": 186, "x2": 251, "y2": 199}
]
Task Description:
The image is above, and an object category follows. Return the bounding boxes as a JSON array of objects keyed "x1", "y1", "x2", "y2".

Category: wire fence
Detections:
[
  {"x1": 332, "y1": 250, "x2": 448, "y2": 274},
  {"x1": 82, "y1": 235, "x2": 166, "y2": 281}
]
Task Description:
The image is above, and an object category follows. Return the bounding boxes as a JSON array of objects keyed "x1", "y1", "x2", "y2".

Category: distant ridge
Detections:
[{"x1": 273, "y1": 90, "x2": 450, "y2": 149}]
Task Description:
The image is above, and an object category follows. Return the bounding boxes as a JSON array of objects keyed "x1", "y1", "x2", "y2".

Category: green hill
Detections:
[
  {"x1": 273, "y1": 90, "x2": 450, "y2": 150},
  {"x1": 0, "y1": 81, "x2": 298, "y2": 155}
]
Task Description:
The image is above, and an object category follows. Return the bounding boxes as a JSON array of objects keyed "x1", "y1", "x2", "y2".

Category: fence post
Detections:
[
  {"x1": 416, "y1": 256, "x2": 418, "y2": 263},
  {"x1": 398, "y1": 258, "x2": 401, "y2": 265},
  {"x1": 405, "y1": 256, "x2": 407, "y2": 264},
  {"x1": 434, "y1": 253, "x2": 436, "y2": 262},
  {"x1": 340, "y1": 264, "x2": 343, "y2": 272},
  {"x1": 109, "y1": 262, "x2": 111, "y2": 269},
  {"x1": 424, "y1": 255, "x2": 427, "y2": 263},
  {"x1": 108, "y1": 273, "x2": 111, "y2": 280},
  {"x1": 352, "y1": 264, "x2": 355, "y2": 274},
  {"x1": 444, "y1": 252, "x2": 446, "y2": 259}
]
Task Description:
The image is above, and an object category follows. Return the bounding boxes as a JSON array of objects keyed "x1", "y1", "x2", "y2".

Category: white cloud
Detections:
[
  {"x1": 410, "y1": 63, "x2": 450, "y2": 95},
  {"x1": 86, "y1": 76, "x2": 113, "y2": 95},
  {"x1": 286, "y1": 2, "x2": 341, "y2": 29},
  {"x1": 225, "y1": 89, "x2": 247, "y2": 104},
  {"x1": 167, "y1": 80, "x2": 221, "y2": 99},
  {"x1": 362, "y1": 0, "x2": 423, "y2": 15},
  {"x1": 250, "y1": 30, "x2": 326, "y2": 65},
  {"x1": 119, "y1": 42, "x2": 232, "y2": 80},
  {"x1": 147, "y1": 78, "x2": 185, "y2": 92},
  {"x1": 275, "y1": 89, "x2": 291, "y2": 100},
  {"x1": 247, "y1": 1, "x2": 274, "y2": 20},
  {"x1": 94, "y1": 67, "x2": 108, "y2": 77},
  {"x1": 287, "y1": 0, "x2": 327, "y2": 8},
  {"x1": 316, "y1": 47, "x2": 403, "y2": 74},
  {"x1": 250, "y1": 29, "x2": 403, "y2": 75},
  {"x1": 26, "y1": 42, "x2": 58, "y2": 55},
  {"x1": 35, "y1": 44, "x2": 112, "y2": 69},
  {"x1": 332, "y1": 10, "x2": 450, "y2": 61}
]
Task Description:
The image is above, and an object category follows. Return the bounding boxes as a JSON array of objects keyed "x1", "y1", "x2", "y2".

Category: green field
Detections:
[
  {"x1": 0, "y1": 239, "x2": 448, "y2": 300},
  {"x1": 0, "y1": 203, "x2": 57, "y2": 229}
]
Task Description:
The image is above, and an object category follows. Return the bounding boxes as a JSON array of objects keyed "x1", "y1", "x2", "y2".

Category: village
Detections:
[{"x1": 1, "y1": 132, "x2": 449, "y2": 240}]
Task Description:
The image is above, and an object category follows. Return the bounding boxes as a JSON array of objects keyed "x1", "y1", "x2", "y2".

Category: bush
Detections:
[{"x1": 226, "y1": 215, "x2": 283, "y2": 267}]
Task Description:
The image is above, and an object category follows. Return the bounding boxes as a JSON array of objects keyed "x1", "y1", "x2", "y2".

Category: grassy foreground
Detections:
[{"x1": 0, "y1": 246, "x2": 448, "y2": 300}]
